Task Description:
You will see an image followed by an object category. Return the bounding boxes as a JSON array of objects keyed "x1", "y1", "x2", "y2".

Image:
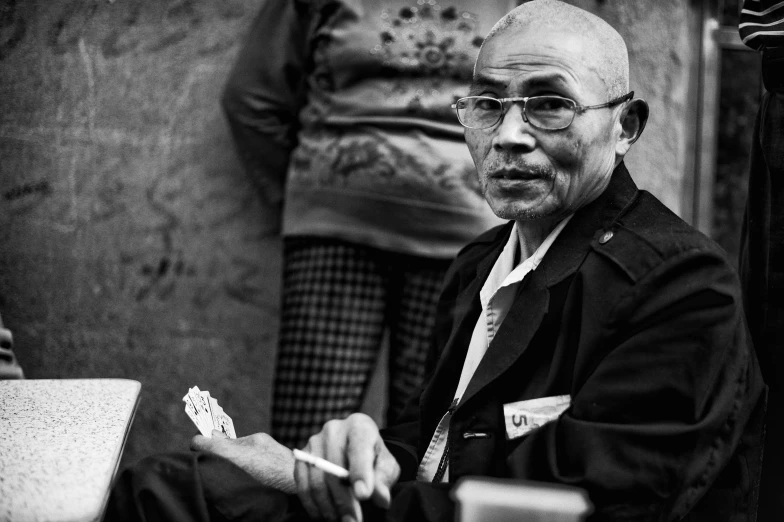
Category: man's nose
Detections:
[{"x1": 493, "y1": 103, "x2": 536, "y2": 151}]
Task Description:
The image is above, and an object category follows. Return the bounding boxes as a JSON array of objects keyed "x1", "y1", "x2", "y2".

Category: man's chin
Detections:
[
  {"x1": 485, "y1": 193, "x2": 558, "y2": 221},
  {"x1": 490, "y1": 204, "x2": 558, "y2": 222}
]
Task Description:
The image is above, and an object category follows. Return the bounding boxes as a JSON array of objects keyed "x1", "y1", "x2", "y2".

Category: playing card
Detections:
[
  {"x1": 214, "y1": 406, "x2": 236, "y2": 439},
  {"x1": 208, "y1": 396, "x2": 220, "y2": 431},
  {"x1": 200, "y1": 390, "x2": 214, "y2": 431},
  {"x1": 187, "y1": 386, "x2": 212, "y2": 432},
  {"x1": 183, "y1": 386, "x2": 236, "y2": 438},
  {"x1": 184, "y1": 400, "x2": 210, "y2": 436}
]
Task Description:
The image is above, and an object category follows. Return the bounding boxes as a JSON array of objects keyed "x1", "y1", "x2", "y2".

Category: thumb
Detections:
[{"x1": 190, "y1": 434, "x2": 215, "y2": 452}]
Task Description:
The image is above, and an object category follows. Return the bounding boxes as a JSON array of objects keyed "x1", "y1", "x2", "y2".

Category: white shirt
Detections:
[{"x1": 416, "y1": 216, "x2": 573, "y2": 482}]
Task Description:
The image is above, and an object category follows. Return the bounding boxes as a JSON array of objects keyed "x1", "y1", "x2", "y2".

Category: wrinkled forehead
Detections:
[{"x1": 474, "y1": 27, "x2": 607, "y2": 95}]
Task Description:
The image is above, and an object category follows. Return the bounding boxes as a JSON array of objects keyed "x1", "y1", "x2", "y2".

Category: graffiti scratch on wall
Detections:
[{"x1": 3, "y1": 179, "x2": 52, "y2": 201}]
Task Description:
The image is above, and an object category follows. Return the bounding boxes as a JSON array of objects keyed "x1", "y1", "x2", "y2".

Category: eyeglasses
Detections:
[{"x1": 451, "y1": 91, "x2": 634, "y2": 130}]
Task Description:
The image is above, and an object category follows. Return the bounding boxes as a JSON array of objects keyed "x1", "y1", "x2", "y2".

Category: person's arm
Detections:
[
  {"x1": 221, "y1": 0, "x2": 311, "y2": 234},
  {"x1": 189, "y1": 239, "x2": 469, "y2": 522},
  {"x1": 506, "y1": 247, "x2": 763, "y2": 520},
  {"x1": 0, "y1": 312, "x2": 24, "y2": 379},
  {"x1": 739, "y1": 0, "x2": 784, "y2": 51},
  {"x1": 191, "y1": 414, "x2": 401, "y2": 522}
]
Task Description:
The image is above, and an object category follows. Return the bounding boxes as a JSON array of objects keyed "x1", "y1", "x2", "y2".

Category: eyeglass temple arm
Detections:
[{"x1": 576, "y1": 91, "x2": 634, "y2": 111}]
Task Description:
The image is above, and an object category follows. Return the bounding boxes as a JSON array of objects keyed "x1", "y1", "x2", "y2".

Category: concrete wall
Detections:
[
  {"x1": 0, "y1": 0, "x2": 702, "y2": 470},
  {"x1": 573, "y1": 0, "x2": 703, "y2": 221},
  {"x1": 0, "y1": 0, "x2": 281, "y2": 468}
]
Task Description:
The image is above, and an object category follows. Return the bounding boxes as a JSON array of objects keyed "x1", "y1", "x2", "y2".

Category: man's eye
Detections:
[
  {"x1": 532, "y1": 97, "x2": 573, "y2": 112},
  {"x1": 474, "y1": 98, "x2": 500, "y2": 111}
]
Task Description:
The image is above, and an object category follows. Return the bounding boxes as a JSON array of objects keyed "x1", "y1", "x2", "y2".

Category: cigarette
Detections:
[{"x1": 292, "y1": 449, "x2": 351, "y2": 482}]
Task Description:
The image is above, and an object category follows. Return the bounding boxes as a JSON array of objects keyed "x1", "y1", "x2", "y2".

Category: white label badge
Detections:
[{"x1": 503, "y1": 395, "x2": 571, "y2": 440}]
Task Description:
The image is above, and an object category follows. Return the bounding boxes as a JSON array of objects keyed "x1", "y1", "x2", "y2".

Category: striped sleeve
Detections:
[{"x1": 740, "y1": 0, "x2": 784, "y2": 50}]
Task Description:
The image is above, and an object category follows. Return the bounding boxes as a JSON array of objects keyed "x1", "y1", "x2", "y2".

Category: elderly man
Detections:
[{"x1": 107, "y1": 1, "x2": 765, "y2": 521}]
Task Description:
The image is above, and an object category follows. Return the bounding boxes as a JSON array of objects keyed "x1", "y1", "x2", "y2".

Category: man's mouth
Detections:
[{"x1": 489, "y1": 169, "x2": 541, "y2": 181}]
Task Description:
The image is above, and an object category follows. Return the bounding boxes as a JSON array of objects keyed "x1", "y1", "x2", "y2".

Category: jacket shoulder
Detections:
[
  {"x1": 592, "y1": 191, "x2": 732, "y2": 283},
  {"x1": 435, "y1": 222, "x2": 511, "y2": 304},
  {"x1": 452, "y1": 221, "x2": 511, "y2": 264}
]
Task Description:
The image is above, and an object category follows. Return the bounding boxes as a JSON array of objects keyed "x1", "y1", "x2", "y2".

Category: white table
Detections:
[{"x1": 0, "y1": 379, "x2": 141, "y2": 522}]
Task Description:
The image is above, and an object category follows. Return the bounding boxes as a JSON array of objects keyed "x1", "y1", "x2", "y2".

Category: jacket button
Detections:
[{"x1": 599, "y1": 230, "x2": 614, "y2": 244}]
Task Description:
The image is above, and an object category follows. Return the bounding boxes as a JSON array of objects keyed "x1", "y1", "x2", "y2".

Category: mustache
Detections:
[{"x1": 483, "y1": 159, "x2": 555, "y2": 180}]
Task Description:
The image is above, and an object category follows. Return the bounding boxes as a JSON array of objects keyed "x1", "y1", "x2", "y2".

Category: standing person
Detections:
[
  {"x1": 738, "y1": 2, "x2": 784, "y2": 520},
  {"x1": 221, "y1": 0, "x2": 510, "y2": 448}
]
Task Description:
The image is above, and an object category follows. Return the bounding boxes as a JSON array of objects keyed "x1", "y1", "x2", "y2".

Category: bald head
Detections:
[{"x1": 481, "y1": 0, "x2": 629, "y2": 100}]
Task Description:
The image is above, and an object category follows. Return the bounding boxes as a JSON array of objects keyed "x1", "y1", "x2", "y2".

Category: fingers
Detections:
[
  {"x1": 369, "y1": 443, "x2": 400, "y2": 509},
  {"x1": 295, "y1": 440, "x2": 340, "y2": 521},
  {"x1": 295, "y1": 416, "x2": 378, "y2": 522},
  {"x1": 342, "y1": 422, "x2": 377, "y2": 501},
  {"x1": 190, "y1": 431, "x2": 230, "y2": 452},
  {"x1": 294, "y1": 453, "x2": 328, "y2": 520},
  {"x1": 325, "y1": 476, "x2": 362, "y2": 522},
  {"x1": 370, "y1": 483, "x2": 391, "y2": 510}
]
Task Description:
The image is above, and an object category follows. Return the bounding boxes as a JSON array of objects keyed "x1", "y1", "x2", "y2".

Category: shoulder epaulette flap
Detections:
[{"x1": 590, "y1": 226, "x2": 665, "y2": 283}]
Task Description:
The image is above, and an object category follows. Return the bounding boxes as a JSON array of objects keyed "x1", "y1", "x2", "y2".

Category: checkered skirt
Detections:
[{"x1": 272, "y1": 237, "x2": 450, "y2": 448}]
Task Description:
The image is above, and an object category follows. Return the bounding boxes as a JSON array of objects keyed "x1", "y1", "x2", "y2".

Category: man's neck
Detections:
[{"x1": 514, "y1": 215, "x2": 565, "y2": 262}]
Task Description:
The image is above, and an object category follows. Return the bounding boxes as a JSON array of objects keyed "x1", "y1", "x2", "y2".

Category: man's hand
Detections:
[
  {"x1": 191, "y1": 430, "x2": 297, "y2": 494},
  {"x1": 294, "y1": 413, "x2": 400, "y2": 522}
]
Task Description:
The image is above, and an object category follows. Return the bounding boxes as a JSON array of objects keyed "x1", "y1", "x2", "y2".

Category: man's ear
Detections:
[{"x1": 616, "y1": 98, "x2": 649, "y2": 156}]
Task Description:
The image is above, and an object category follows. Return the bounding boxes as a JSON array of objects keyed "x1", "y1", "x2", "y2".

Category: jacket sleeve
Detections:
[
  {"x1": 506, "y1": 247, "x2": 765, "y2": 521},
  {"x1": 221, "y1": 0, "x2": 311, "y2": 232}
]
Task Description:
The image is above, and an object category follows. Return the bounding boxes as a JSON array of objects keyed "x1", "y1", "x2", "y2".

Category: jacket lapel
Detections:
[
  {"x1": 419, "y1": 226, "x2": 511, "y2": 428},
  {"x1": 460, "y1": 283, "x2": 550, "y2": 405}
]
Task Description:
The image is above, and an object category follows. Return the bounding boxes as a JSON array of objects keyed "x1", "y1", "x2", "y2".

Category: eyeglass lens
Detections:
[{"x1": 456, "y1": 96, "x2": 576, "y2": 130}]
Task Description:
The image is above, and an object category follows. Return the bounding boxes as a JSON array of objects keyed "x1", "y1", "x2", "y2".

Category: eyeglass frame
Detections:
[{"x1": 451, "y1": 91, "x2": 635, "y2": 130}]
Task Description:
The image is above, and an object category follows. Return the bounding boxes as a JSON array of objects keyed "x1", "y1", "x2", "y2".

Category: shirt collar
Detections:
[{"x1": 480, "y1": 215, "x2": 574, "y2": 309}]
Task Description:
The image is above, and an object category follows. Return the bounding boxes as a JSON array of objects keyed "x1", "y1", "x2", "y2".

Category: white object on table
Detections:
[
  {"x1": 452, "y1": 477, "x2": 593, "y2": 522},
  {"x1": 0, "y1": 378, "x2": 141, "y2": 522}
]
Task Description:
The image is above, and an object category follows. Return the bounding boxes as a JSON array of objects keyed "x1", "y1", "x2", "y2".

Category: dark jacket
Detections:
[{"x1": 379, "y1": 163, "x2": 766, "y2": 522}]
